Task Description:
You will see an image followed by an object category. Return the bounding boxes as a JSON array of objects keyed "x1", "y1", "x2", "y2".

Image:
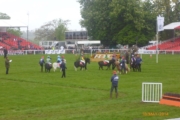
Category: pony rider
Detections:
[
  {"x1": 46, "y1": 56, "x2": 52, "y2": 65},
  {"x1": 131, "y1": 54, "x2": 136, "y2": 65},
  {"x1": 61, "y1": 56, "x2": 66, "y2": 63},
  {"x1": 57, "y1": 55, "x2": 62, "y2": 67},
  {"x1": 112, "y1": 54, "x2": 116, "y2": 61},
  {"x1": 80, "y1": 55, "x2": 85, "y2": 65},
  {"x1": 104, "y1": 53, "x2": 109, "y2": 64}
]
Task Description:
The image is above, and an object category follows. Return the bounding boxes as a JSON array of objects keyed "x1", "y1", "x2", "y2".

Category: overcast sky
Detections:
[{"x1": 0, "y1": 0, "x2": 83, "y2": 31}]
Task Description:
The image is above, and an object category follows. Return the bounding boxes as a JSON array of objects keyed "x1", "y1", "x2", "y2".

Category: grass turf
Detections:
[{"x1": 0, "y1": 54, "x2": 180, "y2": 120}]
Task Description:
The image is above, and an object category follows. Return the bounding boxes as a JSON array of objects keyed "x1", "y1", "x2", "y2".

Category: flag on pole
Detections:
[{"x1": 157, "y1": 15, "x2": 164, "y2": 32}]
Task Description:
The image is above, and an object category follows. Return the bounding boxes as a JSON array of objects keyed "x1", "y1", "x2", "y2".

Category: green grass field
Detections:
[{"x1": 0, "y1": 54, "x2": 180, "y2": 120}]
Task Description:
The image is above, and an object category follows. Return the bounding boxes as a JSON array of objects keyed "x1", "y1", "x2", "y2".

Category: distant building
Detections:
[
  {"x1": 39, "y1": 31, "x2": 92, "y2": 49},
  {"x1": 65, "y1": 31, "x2": 88, "y2": 40}
]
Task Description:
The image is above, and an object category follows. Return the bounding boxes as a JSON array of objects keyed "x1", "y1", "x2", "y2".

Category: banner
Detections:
[
  {"x1": 0, "y1": 50, "x2": 24, "y2": 55},
  {"x1": 138, "y1": 49, "x2": 156, "y2": 54},
  {"x1": 157, "y1": 15, "x2": 164, "y2": 32},
  {"x1": 45, "y1": 49, "x2": 65, "y2": 54}
]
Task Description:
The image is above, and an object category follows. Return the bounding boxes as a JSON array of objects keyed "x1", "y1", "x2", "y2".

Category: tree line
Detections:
[
  {"x1": 1, "y1": 0, "x2": 180, "y2": 47},
  {"x1": 78, "y1": 0, "x2": 180, "y2": 47}
]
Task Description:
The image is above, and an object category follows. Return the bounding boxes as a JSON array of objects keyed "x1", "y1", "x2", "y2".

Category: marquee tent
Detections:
[
  {"x1": 0, "y1": 19, "x2": 28, "y2": 39},
  {"x1": 0, "y1": 19, "x2": 27, "y2": 28},
  {"x1": 163, "y1": 22, "x2": 180, "y2": 30}
]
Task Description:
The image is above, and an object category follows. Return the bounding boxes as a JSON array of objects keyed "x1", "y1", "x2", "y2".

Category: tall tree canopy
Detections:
[
  {"x1": 0, "y1": 12, "x2": 10, "y2": 19},
  {"x1": 78, "y1": 0, "x2": 180, "y2": 47},
  {"x1": 34, "y1": 19, "x2": 69, "y2": 41},
  {"x1": 7, "y1": 28, "x2": 22, "y2": 37}
]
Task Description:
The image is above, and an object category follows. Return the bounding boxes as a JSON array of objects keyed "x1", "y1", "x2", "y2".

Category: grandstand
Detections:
[
  {"x1": 0, "y1": 32, "x2": 42, "y2": 50},
  {"x1": 147, "y1": 38, "x2": 180, "y2": 50},
  {"x1": 146, "y1": 22, "x2": 180, "y2": 51},
  {"x1": 0, "y1": 19, "x2": 42, "y2": 50}
]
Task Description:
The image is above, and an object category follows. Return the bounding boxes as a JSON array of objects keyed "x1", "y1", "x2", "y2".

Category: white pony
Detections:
[{"x1": 52, "y1": 59, "x2": 66, "y2": 72}]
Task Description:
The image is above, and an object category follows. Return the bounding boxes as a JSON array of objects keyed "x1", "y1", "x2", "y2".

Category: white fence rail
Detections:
[{"x1": 0, "y1": 49, "x2": 180, "y2": 55}]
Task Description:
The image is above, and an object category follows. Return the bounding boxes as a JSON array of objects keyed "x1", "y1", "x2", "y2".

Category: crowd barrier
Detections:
[{"x1": 0, "y1": 49, "x2": 180, "y2": 55}]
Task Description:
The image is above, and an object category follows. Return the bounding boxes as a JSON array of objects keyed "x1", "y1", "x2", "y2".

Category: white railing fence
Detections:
[{"x1": 0, "y1": 49, "x2": 180, "y2": 55}]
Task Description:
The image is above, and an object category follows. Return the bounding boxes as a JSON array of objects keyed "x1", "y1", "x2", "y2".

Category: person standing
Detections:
[
  {"x1": 125, "y1": 51, "x2": 129, "y2": 64},
  {"x1": 110, "y1": 71, "x2": 119, "y2": 98},
  {"x1": 5, "y1": 57, "x2": 10, "y2": 74},
  {"x1": 136, "y1": 54, "x2": 142, "y2": 72},
  {"x1": 39, "y1": 56, "x2": 45, "y2": 72},
  {"x1": 3, "y1": 47, "x2": 8, "y2": 58},
  {"x1": 120, "y1": 56, "x2": 126, "y2": 74},
  {"x1": 60, "y1": 59, "x2": 67, "y2": 78},
  {"x1": 61, "y1": 56, "x2": 66, "y2": 63}
]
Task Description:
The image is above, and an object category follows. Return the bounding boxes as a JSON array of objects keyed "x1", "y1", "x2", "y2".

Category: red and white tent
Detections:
[{"x1": 163, "y1": 22, "x2": 180, "y2": 30}]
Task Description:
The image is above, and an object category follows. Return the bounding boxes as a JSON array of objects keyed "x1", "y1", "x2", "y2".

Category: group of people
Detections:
[
  {"x1": 39, "y1": 55, "x2": 67, "y2": 78},
  {"x1": 103, "y1": 52, "x2": 142, "y2": 73},
  {"x1": 110, "y1": 53, "x2": 143, "y2": 99},
  {"x1": 3, "y1": 46, "x2": 140, "y2": 98},
  {"x1": 130, "y1": 54, "x2": 143, "y2": 72}
]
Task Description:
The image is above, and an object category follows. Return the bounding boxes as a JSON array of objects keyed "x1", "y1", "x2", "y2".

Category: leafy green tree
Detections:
[
  {"x1": 34, "y1": 19, "x2": 69, "y2": 41},
  {"x1": 54, "y1": 20, "x2": 69, "y2": 40},
  {"x1": 78, "y1": 0, "x2": 159, "y2": 47},
  {"x1": 7, "y1": 28, "x2": 22, "y2": 37},
  {"x1": 79, "y1": 0, "x2": 115, "y2": 46},
  {"x1": 0, "y1": 12, "x2": 10, "y2": 19}
]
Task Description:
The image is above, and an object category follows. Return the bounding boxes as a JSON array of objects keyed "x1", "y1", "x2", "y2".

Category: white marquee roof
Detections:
[
  {"x1": 163, "y1": 22, "x2": 180, "y2": 30},
  {"x1": 76, "y1": 40, "x2": 101, "y2": 44},
  {"x1": 0, "y1": 19, "x2": 27, "y2": 27}
]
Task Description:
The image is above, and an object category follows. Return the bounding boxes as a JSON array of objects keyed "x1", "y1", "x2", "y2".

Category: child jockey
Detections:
[
  {"x1": 46, "y1": 56, "x2": 52, "y2": 64},
  {"x1": 80, "y1": 55, "x2": 85, "y2": 65},
  {"x1": 131, "y1": 54, "x2": 136, "y2": 65},
  {"x1": 57, "y1": 55, "x2": 62, "y2": 64},
  {"x1": 104, "y1": 53, "x2": 109, "y2": 64}
]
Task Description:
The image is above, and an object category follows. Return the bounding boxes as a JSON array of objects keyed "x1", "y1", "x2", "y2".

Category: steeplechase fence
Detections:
[{"x1": 142, "y1": 82, "x2": 162, "y2": 103}]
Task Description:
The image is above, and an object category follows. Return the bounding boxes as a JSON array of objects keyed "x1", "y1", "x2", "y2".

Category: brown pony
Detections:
[{"x1": 114, "y1": 60, "x2": 130, "y2": 74}]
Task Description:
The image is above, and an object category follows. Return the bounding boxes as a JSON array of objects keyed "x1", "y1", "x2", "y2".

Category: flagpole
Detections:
[
  {"x1": 156, "y1": 15, "x2": 164, "y2": 63},
  {"x1": 156, "y1": 32, "x2": 158, "y2": 63},
  {"x1": 156, "y1": 15, "x2": 158, "y2": 63}
]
